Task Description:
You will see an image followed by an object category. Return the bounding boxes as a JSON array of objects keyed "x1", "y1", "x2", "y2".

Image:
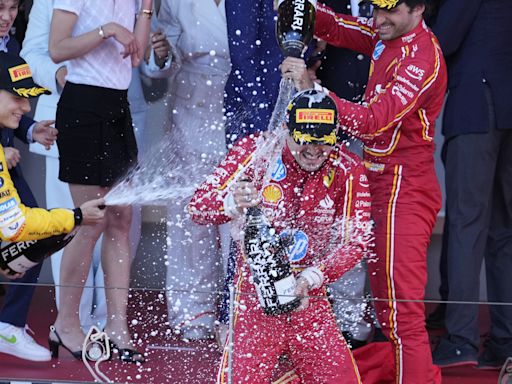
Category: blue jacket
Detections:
[
  {"x1": 432, "y1": 0, "x2": 512, "y2": 138},
  {"x1": 224, "y1": 0, "x2": 284, "y2": 142}
]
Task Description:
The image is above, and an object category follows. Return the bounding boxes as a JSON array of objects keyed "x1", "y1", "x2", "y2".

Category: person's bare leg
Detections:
[
  {"x1": 102, "y1": 204, "x2": 133, "y2": 349},
  {"x1": 52, "y1": 184, "x2": 107, "y2": 352}
]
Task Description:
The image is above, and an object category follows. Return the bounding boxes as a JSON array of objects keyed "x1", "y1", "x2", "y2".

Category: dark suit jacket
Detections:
[
  {"x1": 432, "y1": 0, "x2": 512, "y2": 138},
  {"x1": 224, "y1": 0, "x2": 284, "y2": 141},
  {"x1": 2, "y1": 34, "x2": 37, "y2": 207},
  {"x1": 316, "y1": 0, "x2": 370, "y2": 103}
]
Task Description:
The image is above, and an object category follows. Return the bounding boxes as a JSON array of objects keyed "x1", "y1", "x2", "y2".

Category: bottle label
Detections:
[
  {"x1": 8, "y1": 255, "x2": 38, "y2": 273},
  {"x1": 274, "y1": 275, "x2": 297, "y2": 305},
  {"x1": 278, "y1": 0, "x2": 317, "y2": 7}
]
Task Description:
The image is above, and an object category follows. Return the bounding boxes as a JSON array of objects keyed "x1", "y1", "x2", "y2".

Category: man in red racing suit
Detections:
[
  {"x1": 281, "y1": 1, "x2": 447, "y2": 383},
  {"x1": 188, "y1": 90, "x2": 372, "y2": 383}
]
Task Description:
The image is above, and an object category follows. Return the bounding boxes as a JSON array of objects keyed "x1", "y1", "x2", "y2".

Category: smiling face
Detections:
[
  {"x1": 0, "y1": 90, "x2": 30, "y2": 129},
  {"x1": 373, "y1": 3, "x2": 424, "y2": 41},
  {"x1": 286, "y1": 135, "x2": 334, "y2": 172},
  {"x1": 0, "y1": 0, "x2": 18, "y2": 38}
]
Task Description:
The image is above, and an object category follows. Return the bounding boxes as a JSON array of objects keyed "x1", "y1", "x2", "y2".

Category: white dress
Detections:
[{"x1": 156, "y1": 0, "x2": 231, "y2": 337}]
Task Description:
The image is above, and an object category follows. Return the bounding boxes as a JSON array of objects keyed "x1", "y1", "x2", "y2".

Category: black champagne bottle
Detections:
[
  {"x1": 244, "y1": 206, "x2": 301, "y2": 315},
  {"x1": 0, "y1": 231, "x2": 76, "y2": 275},
  {"x1": 276, "y1": 0, "x2": 317, "y2": 57}
]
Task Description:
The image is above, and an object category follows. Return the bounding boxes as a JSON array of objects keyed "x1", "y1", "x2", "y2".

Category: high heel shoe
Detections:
[
  {"x1": 108, "y1": 340, "x2": 145, "y2": 363},
  {"x1": 48, "y1": 325, "x2": 82, "y2": 360}
]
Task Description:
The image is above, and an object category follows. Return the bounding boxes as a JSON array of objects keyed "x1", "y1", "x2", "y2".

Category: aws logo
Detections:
[{"x1": 405, "y1": 64, "x2": 425, "y2": 81}]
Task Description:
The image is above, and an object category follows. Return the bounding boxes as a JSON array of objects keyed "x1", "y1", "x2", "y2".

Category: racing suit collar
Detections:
[{"x1": 381, "y1": 19, "x2": 427, "y2": 48}]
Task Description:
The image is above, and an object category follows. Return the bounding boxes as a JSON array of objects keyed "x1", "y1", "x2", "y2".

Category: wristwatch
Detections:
[{"x1": 98, "y1": 25, "x2": 107, "y2": 39}]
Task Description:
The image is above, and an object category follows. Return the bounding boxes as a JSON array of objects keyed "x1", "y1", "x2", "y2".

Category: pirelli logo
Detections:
[
  {"x1": 8, "y1": 64, "x2": 32, "y2": 82},
  {"x1": 296, "y1": 109, "x2": 335, "y2": 124}
]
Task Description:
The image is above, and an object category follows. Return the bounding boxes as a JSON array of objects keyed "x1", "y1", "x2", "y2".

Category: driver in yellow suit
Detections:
[{"x1": 0, "y1": 52, "x2": 105, "y2": 276}]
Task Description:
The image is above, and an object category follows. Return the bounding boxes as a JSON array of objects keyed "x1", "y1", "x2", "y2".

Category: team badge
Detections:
[
  {"x1": 372, "y1": 40, "x2": 385, "y2": 61},
  {"x1": 281, "y1": 230, "x2": 309, "y2": 262},
  {"x1": 270, "y1": 156, "x2": 287, "y2": 182}
]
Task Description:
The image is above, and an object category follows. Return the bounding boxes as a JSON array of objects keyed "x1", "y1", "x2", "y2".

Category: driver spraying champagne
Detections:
[{"x1": 189, "y1": 90, "x2": 372, "y2": 384}]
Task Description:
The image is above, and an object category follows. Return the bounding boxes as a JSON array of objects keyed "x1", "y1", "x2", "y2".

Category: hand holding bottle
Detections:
[
  {"x1": 294, "y1": 277, "x2": 310, "y2": 311},
  {"x1": 79, "y1": 198, "x2": 106, "y2": 226},
  {"x1": 232, "y1": 180, "x2": 261, "y2": 210},
  {"x1": 281, "y1": 56, "x2": 315, "y2": 91}
]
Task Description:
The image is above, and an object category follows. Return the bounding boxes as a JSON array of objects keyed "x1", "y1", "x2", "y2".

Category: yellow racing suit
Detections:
[{"x1": 0, "y1": 145, "x2": 75, "y2": 242}]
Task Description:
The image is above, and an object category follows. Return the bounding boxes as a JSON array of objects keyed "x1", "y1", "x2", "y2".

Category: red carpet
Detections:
[{"x1": 0, "y1": 286, "x2": 501, "y2": 383}]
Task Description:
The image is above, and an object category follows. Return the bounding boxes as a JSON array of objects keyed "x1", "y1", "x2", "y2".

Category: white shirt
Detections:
[{"x1": 53, "y1": 0, "x2": 136, "y2": 90}]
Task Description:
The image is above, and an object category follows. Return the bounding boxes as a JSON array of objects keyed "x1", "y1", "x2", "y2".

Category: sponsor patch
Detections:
[
  {"x1": 281, "y1": 230, "x2": 309, "y2": 262},
  {"x1": 359, "y1": 174, "x2": 370, "y2": 188},
  {"x1": 0, "y1": 217, "x2": 24, "y2": 238},
  {"x1": 0, "y1": 198, "x2": 17, "y2": 214},
  {"x1": 8, "y1": 64, "x2": 32, "y2": 82},
  {"x1": 261, "y1": 184, "x2": 283, "y2": 205},
  {"x1": 372, "y1": 40, "x2": 385, "y2": 61},
  {"x1": 319, "y1": 195, "x2": 334, "y2": 209},
  {"x1": 270, "y1": 156, "x2": 287, "y2": 182},
  {"x1": 296, "y1": 109, "x2": 335, "y2": 124},
  {"x1": 405, "y1": 64, "x2": 425, "y2": 81}
]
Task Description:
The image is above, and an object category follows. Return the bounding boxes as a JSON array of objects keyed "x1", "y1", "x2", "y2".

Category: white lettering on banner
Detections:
[{"x1": 357, "y1": 191, "x2": 371, "y2": 198}]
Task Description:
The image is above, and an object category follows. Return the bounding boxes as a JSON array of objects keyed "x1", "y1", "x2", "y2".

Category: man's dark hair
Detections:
[{"x1": 403, "y1": 0, "x2": 434, "y2": 18}]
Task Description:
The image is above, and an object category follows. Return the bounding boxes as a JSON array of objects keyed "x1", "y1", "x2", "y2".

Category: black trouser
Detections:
[
  {"x1": 0, "y1": 172, "x2": 39, "y2": 328},
  {"x1": 443, "y1": 126, "x2": 512, "y2": 355}
]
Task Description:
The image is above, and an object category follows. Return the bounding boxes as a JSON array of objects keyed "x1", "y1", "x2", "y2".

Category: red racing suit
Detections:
[
  {"x1": 315, "y1": 5, "x2": 447, "y2": 384},
  {"x1": 189, "y1": 134, "x2": 372, "y2": 384}
]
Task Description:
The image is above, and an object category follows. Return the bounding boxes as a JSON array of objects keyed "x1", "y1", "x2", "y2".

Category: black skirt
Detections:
[{"x1": 56, "y1": 82, "x2": 138, "y2": 187}]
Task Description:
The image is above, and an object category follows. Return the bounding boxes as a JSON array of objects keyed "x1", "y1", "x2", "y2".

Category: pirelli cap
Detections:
[
  {"x1": 0, "y1": 52, "x2": 50, "y2": 98},
  {"x1": 360, "y1": 0, "x2": 404, "y2": 10},
  {"x1": 286, "y1": 89, "x2": 338, "y2": 146}
]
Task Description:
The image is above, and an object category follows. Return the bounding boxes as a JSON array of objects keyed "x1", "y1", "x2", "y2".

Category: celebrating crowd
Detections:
[{"x1": 0, "y1": 0, "x2": 510, "y2": 383}]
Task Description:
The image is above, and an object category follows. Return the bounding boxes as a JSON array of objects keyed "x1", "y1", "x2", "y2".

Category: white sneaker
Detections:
[{"x1": 0, "y1": 323, "x2": 51, "y2": 361}]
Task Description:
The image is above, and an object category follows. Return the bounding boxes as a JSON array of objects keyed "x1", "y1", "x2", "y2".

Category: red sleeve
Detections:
[
  {"x1": 188, "y1": 137, "x2": 256, "y2": 225},
  {"x1": 315, "y1": 2, "x2": 376, "y2": 57},
  {"x1": 319, "y1": 161, "x2": 373, "y2": 284},
  {"x1": 330, "y1": 41, "x2": 445, "y2": 141}
]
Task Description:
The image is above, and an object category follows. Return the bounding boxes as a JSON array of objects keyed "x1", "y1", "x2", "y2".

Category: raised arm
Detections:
[{"x1": 314, "y1": 2, "x2": 376, "y2": 57}]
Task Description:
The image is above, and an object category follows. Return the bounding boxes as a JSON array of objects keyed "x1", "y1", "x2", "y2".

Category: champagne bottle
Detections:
[
  {"x1": 0, "y1": 231, "x2": 76, "y2": 275},
  {"x1": 276, "y1": 0, "x2": 317, "y2": 57},
  {"x1": 243, "y1": 206, "x2": 301, "y2": 316}
]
